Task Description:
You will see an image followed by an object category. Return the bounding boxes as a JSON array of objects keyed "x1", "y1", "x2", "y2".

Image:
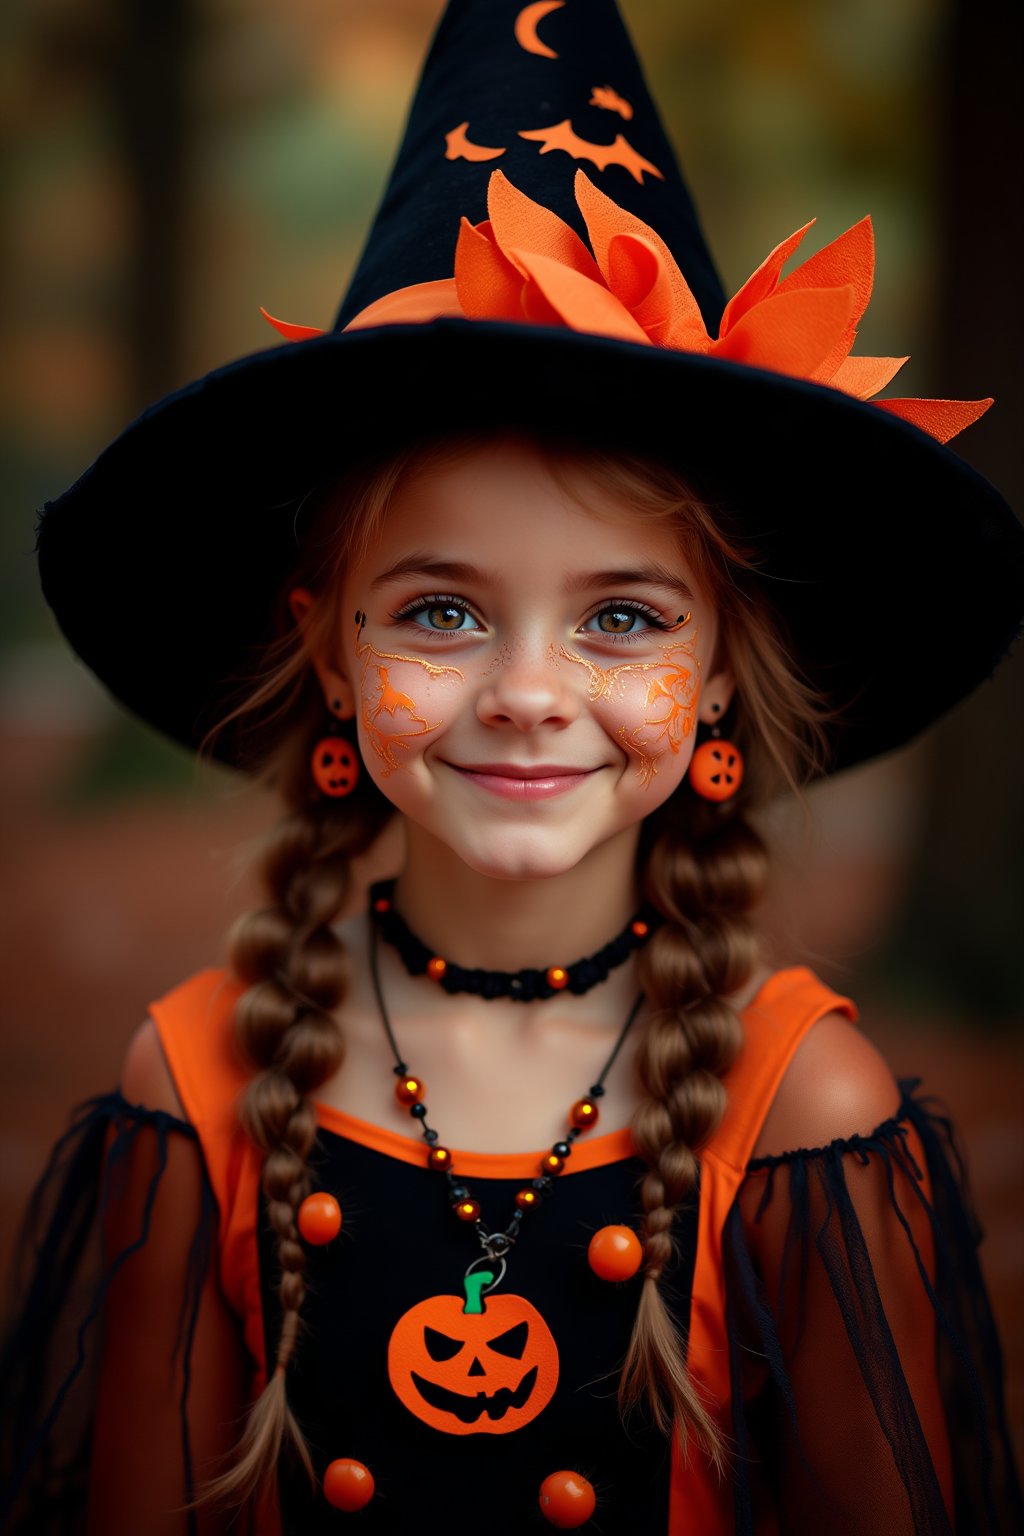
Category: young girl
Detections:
[{"x1": 3, "y1": 1, "x2": 1022, "y2": 1532}]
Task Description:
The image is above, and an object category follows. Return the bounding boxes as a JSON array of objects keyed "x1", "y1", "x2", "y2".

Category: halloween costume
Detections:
[{"x1": 4, "y1": 0, "x2": 1023, "y2": 1531}]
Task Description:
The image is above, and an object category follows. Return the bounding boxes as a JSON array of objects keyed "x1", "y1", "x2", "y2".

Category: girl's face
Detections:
[{"x1": 296, "y1": 439, "x2": 734, "y2": 882}]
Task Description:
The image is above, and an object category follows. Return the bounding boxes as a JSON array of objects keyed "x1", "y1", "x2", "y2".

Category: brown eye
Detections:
[
  {"x1": 428, "y1": 605, "x2": 465, "y2": 630},
  {"x1": 597, "y1": 608, "x2": 636, "y2": 634}
]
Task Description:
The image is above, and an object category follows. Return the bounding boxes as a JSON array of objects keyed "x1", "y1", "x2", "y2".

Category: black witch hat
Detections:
[{"x1": 35, "y1": 0, "x2": 1023, "y2": 774}]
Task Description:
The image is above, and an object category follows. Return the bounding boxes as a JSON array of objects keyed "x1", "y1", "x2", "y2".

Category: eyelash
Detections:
[{"x1": 388, "y1": 594, "x2": 671, "y2": 643}]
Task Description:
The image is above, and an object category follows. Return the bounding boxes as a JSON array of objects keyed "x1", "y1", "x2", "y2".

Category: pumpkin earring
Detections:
[
  {"x1": 311, "y1": 696, "x2": 361, "y2": 798},
  {"x1": 688, "y1": 700, "x2": 744, "y2": 802}
]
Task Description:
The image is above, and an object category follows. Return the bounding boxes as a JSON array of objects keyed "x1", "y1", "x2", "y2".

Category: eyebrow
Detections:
[{"x1": 370, "y1": 553, "x2": 695, "y2": 601}]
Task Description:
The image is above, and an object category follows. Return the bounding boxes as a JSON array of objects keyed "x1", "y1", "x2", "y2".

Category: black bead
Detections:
[
  {"x1": 552, "y1": 1141, "x2": 571, "y2": 1158},
  {"x1": 410, "y1": 1102, "x2": 427, "y2": 1119},
  {"x1": 423, "y1": 1128, "x2": 439, "y2": 1144},
  {"x1": 567, "y1": 1127, "x2": 582, "y2": 1141},
  {"x1": 450, "y1": 1184, "x2": 470, "y2": 1201},
  {"x1": 588, "y1": 1084, "x2": 606, "y2": 1098},
  {"x1": 531, "y1": 1176, "x2": 553, "y2": 1195}
]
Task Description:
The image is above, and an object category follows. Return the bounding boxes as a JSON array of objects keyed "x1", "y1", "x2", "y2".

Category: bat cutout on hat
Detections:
[
  {"x1": 518, "y1": 120, "x2": 662, "y2": 183},
  {"x1": 261, "y1": 169, "x2": 992, "y2": 446},
  {"x1": 589, "y1": 86, "x2": 633, "y2": 120}
]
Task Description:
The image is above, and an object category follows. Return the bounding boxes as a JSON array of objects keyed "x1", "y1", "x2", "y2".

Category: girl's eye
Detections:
[
  {"x1": 582, "y1": 602, "x2": 664, "y2": 639},
  {"x1": 392, "y1": 598, "x2": 481, "y2": 633}
]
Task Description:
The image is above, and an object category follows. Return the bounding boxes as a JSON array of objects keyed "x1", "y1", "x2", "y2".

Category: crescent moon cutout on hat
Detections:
[
  {"x1": 519, "y1": 121, "x2": 663, "y2": 184},
  {"x1": 515, "y1": 1, "x2": 565, "y2": 59},
  {"x1": 445, "y1": 121, "x2": 506, "y2": 162}
]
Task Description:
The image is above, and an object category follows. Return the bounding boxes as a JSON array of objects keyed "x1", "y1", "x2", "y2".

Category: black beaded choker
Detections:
[{"x1": 368, "y1": 878, "x2": 661, "y2": 1002}]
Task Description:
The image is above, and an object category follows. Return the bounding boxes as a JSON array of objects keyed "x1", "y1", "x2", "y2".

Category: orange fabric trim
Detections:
[
  {"x1": 668, "y1": 966, "x2": 858, "y2": 1535},
  {"x1": 313, "y1": 1099, "x2": 636, "y2": 1178},
  {"x1": 148, "y1": 968, "x2": 264, "y2": 1389}
]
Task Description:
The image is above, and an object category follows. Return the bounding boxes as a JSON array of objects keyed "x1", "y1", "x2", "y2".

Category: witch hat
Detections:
[{"x1": 35, "y1": 0, "x2": 1023, "y2": 775}]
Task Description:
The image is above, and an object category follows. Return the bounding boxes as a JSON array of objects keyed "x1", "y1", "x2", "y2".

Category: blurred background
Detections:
[{"x1": 2, "y1": 0, "x2": 1022, "y2": 1467}]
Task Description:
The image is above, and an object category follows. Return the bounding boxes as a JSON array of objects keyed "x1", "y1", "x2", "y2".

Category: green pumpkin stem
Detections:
[{"x1": 462, "y1": 1270, "x2": 493, "y2": 1314}]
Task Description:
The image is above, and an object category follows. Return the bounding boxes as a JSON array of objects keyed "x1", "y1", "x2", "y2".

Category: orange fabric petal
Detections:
[
  {"x1": 259, "y1": 308, "x2": 325, "y2": 342},
  {"x1": 711, "y1": 285, "x2": 859, "y2": 379},
  {"x1": 830, "y1": 355, "x2": 909, "y2": 400},
  {"x1": 454, "y1": 217, "x2": 524, "y2": 321},
  {"x1": 509, "y1": 248, "x2": 651, "y2": 344},
  {"x1": 606, "y1": 232, "x2": 684, "y2": 346},
  {"x1": 341, "y1": 278, "x2": 463, "y2": 331},
  {"x1": 486, "y1": 168, "x2": 601, "y2": 284},
  {"x1": 872, "y1": 396, "x2": 994, "y2": 444},
  {"x1": 718, "y1": 222, "x2": 815, "y2": 338},
  {"x1": 574, "y1": 171, "x2": 708, "y2": 352},
  {"x1": 777, "y1": 216, "x2": 874, "y2": 382}
]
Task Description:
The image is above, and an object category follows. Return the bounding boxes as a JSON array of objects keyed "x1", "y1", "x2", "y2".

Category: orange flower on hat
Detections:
[{"x1": 261, "y1": 168, "x2": 991, "y2": 445}]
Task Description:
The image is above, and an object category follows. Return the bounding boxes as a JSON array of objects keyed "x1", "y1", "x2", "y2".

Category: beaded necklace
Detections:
[
  {"x1": 367, "y1": 913, "x2": 646, "y2": 1276},
  {"x1": 369, "y1": 877, "x2": 661, "y2": 1001},
  {"x1": 297, "y1": 899, "x2": 654, "y2": 1515}
]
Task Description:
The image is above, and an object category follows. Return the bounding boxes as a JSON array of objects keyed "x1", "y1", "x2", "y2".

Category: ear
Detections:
[
  {"x1": 697, "y1": 664, "x2": 736, "y2": 725},
  {"x1": 289, "y1": 585, "x2": 357, "y2": 721}
]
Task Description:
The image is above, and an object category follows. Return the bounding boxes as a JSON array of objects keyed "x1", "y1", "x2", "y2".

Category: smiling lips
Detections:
[{"x1": 450, "y1": 761, "x2": 599, "y2": 800}]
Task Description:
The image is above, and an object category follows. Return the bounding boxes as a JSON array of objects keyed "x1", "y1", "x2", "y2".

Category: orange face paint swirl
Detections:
[
  {"x1": 558, "y1": 628, "x2": 701, "y2": 788},
  {"x1": 354, "y1": 613, "x2": 464, "y2": 775}
]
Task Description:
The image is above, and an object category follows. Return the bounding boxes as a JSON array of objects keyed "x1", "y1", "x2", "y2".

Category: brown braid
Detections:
[
  {"x1": 181, "y1": 428, "x2": 840, "y2": 1518},
  {"x1": 619, "y1": 799, "x2": 768, "y2": 1475},
  {"x1": 186, "y1": 706, "x2": 393, "y2": 1515}
]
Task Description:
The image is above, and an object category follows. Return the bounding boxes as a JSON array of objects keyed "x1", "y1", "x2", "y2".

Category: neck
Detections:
[{"x1": 393, "y1": 826, "x2": 642, "y2": 972}]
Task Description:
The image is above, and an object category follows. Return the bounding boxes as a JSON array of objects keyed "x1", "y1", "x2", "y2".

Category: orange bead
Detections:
[
  {"x1": 515, "y1": 1188, "x2": 539, "y2": 1211},
  {"x1": 542, "y1": 1153, "x2": 565, "y2": 1175},
  {"x1": 426, "y1": 956, "x2": 447, "y2": 980},
  {"x1": 428, "y1": 1146, "x2": 453, "y2": 1171},
  {"x1": 538, "y1": 1469, "x2": 597, "y2": 1528},
  {"x1": 546, "y1": 966, "x2": 570, "y2": 990},
  {"x1": 570, "y1": 1097, "x2": 599, "y2": 1130},
  {"x1": 454, "y1": 1198, "x2": 481, "y2": 1222},
  {"x1": 630, "y1": 920, "x2": 649, "y2": 938},
  {"x1": 588, "y1": 1224, "x2": 644, "y2": 1282},
  {"x1": 323, "y1": 1457, "x2": 375, "y2": 1512},
  {"x1": 395, "y1": 1075, "x2": 426, "y2": 1105},
  {"x1": 297, "y1": 1192, "x2": 342, "y2": 1246},
  {"x1": 687, "y1": 739, "x2": 744, "y2": 801}
]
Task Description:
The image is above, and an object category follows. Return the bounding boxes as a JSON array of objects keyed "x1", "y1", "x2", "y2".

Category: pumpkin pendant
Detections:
[{"x1": 387, "y1": 1268, "x2": 559, "y2": 1435}]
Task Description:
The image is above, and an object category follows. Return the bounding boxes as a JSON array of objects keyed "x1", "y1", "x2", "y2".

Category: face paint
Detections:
[
  {"x1": 558, "y1": 623, "x2": 701, "y2": 788},
  {"x1": 353, "y1": 607, "x2": 464, "y2": 775}
]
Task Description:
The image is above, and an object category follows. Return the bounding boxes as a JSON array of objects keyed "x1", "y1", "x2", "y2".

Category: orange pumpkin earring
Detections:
[
  {"x1": 311, "y1": 698, "x2": 361, "y2": 797},
  {"x1": 688, "y1": 701, "x2": 744, "y2": 801},
  {"x1": 311, "y1": 734, "x2": 360, "y2": 796}
]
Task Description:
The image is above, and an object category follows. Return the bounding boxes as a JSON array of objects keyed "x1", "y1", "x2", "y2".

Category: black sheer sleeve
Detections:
[
  {"x1": 722, "y1": 1077, "x2": 1023, "y2": 1535},
  {"x1": 0, "y1": 1089, "x2": 218, "y2": 1535}
]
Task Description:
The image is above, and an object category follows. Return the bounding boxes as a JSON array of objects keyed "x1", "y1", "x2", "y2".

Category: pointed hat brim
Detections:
[{"x1": 36, "y1": 315, "x2": 1024, "y2": 775}]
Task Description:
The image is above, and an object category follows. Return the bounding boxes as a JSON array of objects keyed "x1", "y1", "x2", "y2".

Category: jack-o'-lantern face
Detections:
[{"x1": 388, "y1": 1273, "x2": 559, "y2": 1435}]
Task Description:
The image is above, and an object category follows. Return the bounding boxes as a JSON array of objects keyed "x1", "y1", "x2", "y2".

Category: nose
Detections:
[{"x1": 476, "y1": 642, "x2": 581, "y2": 732}]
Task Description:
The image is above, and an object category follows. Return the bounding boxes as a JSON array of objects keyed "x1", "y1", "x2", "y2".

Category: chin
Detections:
[{"x1": 449, "y1": 830, "x2": 591, "y2": 884}]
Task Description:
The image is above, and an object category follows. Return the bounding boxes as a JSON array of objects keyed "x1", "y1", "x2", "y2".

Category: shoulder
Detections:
[
  {"x1": 750, "y1": 1007, "x2": 903, "y2": 1161},
  {"x1": 120, "y1": 1017, "x2": 191, "y2": 1122}
]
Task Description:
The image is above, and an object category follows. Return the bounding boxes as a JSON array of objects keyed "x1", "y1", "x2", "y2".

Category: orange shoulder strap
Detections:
[
  {"x1": 669, "y1": 963, "x2": 858, "y2": 1535},
  {"x1": 709, "y1": 963, "x2": 859, "y2": 1171},
  {"x1": 147, "y1": 967, "x2": 270, "y2": 1392}
]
